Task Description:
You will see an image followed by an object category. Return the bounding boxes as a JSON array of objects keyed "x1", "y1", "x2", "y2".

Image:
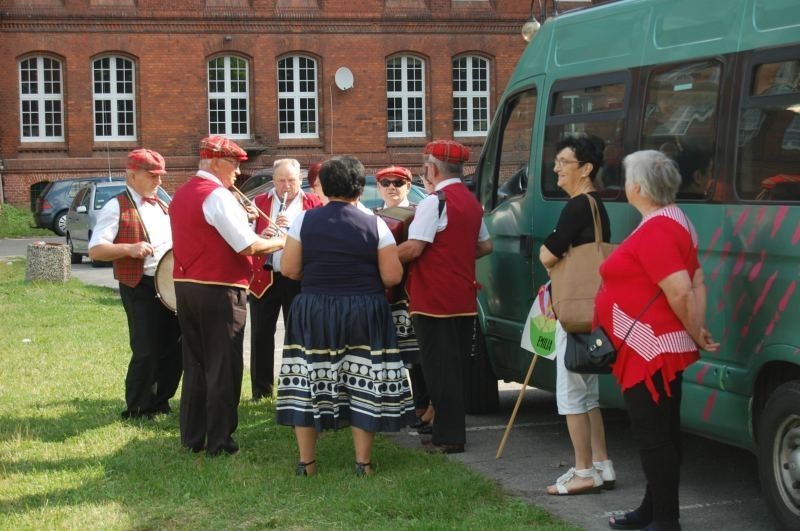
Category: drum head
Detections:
[{"x1": 155, "y1": 249, "x2": 176, "y2": 313}]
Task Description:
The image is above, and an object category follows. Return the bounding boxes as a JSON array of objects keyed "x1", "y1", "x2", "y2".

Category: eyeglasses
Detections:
[
  {"x1": 220, "y1": 158, "x2": 240, "y2": 169},
  {"x1": 554, "y1": 158, "x2": 583, "y2": 167},
  {"x1": 379, "y1": 179, "x2": 407, "y2": 188}
]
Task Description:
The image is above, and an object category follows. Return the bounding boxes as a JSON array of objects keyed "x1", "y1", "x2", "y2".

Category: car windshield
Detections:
[{"x1": 94, "y1": 185, "x2": 126, "y2": 210}]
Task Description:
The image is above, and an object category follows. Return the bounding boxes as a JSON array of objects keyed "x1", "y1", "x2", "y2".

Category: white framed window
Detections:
[
  {"x1": 277, "y1": 55, "x2": 318, "y2": 139},
  {"x1": 453, "y1": 55, "x2": 490, "y2": 137},
  {"x1": 387, "y1": 56, "x2": 425, "y2": 138},
  {"x1": 92, "y1": 56, "x2": 136, "y2": 140},
  {"x1": 208, "y1": 55, "x2": 250, "y2": 139},
  {"x1": 19, "y1": 56, "x2": 64, "y2": 142}
]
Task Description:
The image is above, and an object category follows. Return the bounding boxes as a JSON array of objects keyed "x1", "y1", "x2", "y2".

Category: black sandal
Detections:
[
  {"x1": 355, "y1": 462, "x2": 373, "y2": 476},
  {"x1": 608, "y1": 509, "x2": 651, "y2": 530},
  {"x1": 295, "y1": 460, "x2": 316, "y2": 476}
]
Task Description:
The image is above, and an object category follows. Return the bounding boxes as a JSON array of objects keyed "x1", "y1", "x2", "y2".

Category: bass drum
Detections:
[{"x1": 154, "y1": 249, "x2": 177, "y2": 313}]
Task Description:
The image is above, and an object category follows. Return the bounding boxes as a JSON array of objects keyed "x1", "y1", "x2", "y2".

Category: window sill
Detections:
[
  {"x1": 92, "y1": 141, "x2": 139, "y2": 152},
  {"x1": 386, "y1": 137, "x2": 429, "y2": 148},
  {"x1": 17, "y1": 142, "x2": 68, "y2": 154},
  {"x1": 276, "y1": 138, "x2": 324, "y2": 149}
]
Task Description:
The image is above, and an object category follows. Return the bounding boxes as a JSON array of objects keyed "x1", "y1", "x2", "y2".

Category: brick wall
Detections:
[{"x1": 0, "y1": 0, "x2": 549, "y2": 207}]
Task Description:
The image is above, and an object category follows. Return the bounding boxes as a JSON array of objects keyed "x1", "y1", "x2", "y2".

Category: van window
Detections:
[
  {"x1": 479, "y1": 89, "x2": 537, "y2": 211},
  {"x1": 543, "y1": 77, "x2": 627, "y2": 199},
  {"x1": 737, "y1": 56, "x2": 800, "y2": 201},
  {"x1": 640, "y1": 60, "x2": 722, "y2": 200}
]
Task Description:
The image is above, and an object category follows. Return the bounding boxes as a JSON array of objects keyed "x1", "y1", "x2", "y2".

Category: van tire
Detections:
[
  {"x1": 757, "y1": 380, "x2": 800, "y2": 529},
  {"x1": 463, "y1": 319, "x2": 499, "y2": 414}
]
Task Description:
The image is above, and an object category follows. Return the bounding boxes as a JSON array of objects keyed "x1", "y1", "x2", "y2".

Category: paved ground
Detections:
[{"x1": 2, "y1": 237, "x2": 781, "y2": 530}]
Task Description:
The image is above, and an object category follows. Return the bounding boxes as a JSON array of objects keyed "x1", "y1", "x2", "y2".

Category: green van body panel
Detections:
[{"x1": 476, "y1": 0, "x2": 800, "y2": 456}]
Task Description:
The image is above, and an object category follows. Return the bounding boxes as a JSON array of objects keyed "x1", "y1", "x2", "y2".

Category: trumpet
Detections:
[{"x1": 230, "y1": 185, "x2": 285, "y2": 236}]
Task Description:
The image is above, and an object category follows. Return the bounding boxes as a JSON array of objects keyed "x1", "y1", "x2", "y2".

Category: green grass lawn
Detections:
[
  {"x1": 0, "y1": 259, "x2": 573, "y2": 530},
  {"x1": 0, "y1": 204, "x2": 53, "y2": 238}
]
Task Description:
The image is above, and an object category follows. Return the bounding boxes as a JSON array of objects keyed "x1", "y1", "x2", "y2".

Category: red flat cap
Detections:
[
  {"x1": 424, "y1": 140, "x2": 470, "y2": 164},
  {"x1": 199, "y1": 135, "x2": 248, "y2": 161},
  {"x1": 127, "y1": 148, "x2": 166, "y2": 174},
  {"x1": 376, "y1": 165, "x2": 413, "y2": 182},
  {"x1": 306, "y1": 162, "x2": 323, "y2": 187}
]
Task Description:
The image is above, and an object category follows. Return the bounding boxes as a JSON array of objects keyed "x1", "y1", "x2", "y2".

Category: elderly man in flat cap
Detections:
[
  {"x1": 398, "y1": 140, "x2": 493, "y2": 454},
  {"x1": 89, "y1": 148, "x2": 182, "y2": 420},
  {"x1": 376, "y1": 165, "x2": 414, "y2": 209},
  {"x1": 248, "y1": 159, "x2": 321, "y2": 403},
  {"x1": 170, "y1": 135, "x2": 285, "y2": 457}
]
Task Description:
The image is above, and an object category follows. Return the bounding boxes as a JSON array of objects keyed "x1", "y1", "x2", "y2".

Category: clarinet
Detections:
[{"x1": 263, "y1": 191, "x2": 288, "y2": 272}]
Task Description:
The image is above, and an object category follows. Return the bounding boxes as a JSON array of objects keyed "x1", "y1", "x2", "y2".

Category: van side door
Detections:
[{"x1": 475, "y1": 85, "x2": 539, "y2": 382}]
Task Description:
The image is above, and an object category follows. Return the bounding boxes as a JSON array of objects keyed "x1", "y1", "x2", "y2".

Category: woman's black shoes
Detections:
[
  {"x1": 355, "y1": 462, "x2": 374, "y2": 476},
  {"x1": 295, "y1": 460, "x2": 316, "y2": 476},
  {"x1": 608, "y1": 509, "x2": 651, "y2": 530}
]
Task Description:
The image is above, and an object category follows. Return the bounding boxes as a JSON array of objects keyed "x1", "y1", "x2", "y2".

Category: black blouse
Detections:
[{"x1": 543, "y1": 192, "x2": 611, "y2": 258}]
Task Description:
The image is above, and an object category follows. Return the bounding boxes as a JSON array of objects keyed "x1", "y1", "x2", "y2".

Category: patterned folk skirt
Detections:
[{"x1": 276, "y1": 292, "x2": 416, "y2": 432}]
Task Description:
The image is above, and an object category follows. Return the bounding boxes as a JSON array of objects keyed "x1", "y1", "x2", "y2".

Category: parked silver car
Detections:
[{"x1": 65, "y1": 182, "x2": 170, "y2": 266}]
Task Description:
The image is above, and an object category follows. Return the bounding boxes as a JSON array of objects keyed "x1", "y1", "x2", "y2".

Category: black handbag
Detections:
[
  {"x1": 564, "y1": 290, "x2": 662, "y2": 374},
  {"x1": 565, "y1": 327, "x2": 616, "y2": 374}
]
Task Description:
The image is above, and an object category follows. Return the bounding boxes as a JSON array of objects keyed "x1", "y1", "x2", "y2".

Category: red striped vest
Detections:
[{"x1": 112, "y1": 191, "x2": 167, "y2": 288}]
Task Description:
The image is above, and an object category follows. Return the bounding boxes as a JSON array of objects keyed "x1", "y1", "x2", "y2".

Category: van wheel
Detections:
[
  {"x1": 66, "y1": 235, "x2": 82, "y2": 265},
  {"x1": 758, "y1": 380, "x2": 800, "y2": 529},
  {"x1": 463, "y1": 318, "x2": 499, "y2": 414}
]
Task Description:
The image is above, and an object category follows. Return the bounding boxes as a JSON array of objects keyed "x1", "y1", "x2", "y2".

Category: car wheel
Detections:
[
  {"x1": 53, "y1": 210, "x2": 68, "y2": 236},
  {"x1": 463, "y1": 318, "x2": 499, "y2": 414},
  {"x1": 66, "y1": 234, "x2": 82, "y2": 265},
  {"x1": 758, "y1": 380, "x2": 800, "y2": 529}
]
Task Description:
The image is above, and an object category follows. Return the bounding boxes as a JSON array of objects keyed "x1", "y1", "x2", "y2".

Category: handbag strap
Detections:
[
  {"x1": 583, "y1": 193, "x2": 605, "y2": 244},
  {"x1": 618, "y1": 289, "x2": 662, "y2": 345}
]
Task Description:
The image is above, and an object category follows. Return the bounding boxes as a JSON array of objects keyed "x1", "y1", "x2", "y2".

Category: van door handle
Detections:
[{"x1": 519, "y1": 234, "x2": 534, "y2": 257}]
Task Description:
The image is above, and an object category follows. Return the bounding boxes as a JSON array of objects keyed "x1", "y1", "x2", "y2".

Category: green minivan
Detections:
[{"x1": 469, "y1": 0, "x2": 800, "y2": 526}]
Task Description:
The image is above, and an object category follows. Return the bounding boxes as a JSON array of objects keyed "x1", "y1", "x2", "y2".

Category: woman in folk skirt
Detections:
[{"x1": 276, "y1": 155, "x2": 415, "y2": 476}]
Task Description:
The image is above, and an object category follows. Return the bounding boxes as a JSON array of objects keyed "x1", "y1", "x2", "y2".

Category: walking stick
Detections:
[{"x1": 495, "y1": 353, "x2": 539, "y2": 459}]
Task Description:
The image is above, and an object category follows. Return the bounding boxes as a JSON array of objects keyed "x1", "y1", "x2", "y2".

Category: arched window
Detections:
[
  {"x1": 19, "y1": 56, "x2": 64, "y2": 141},
  {"x1": 453, "y1": 55, "x2": 490, "y2": 136},
  {"x1": 277, "y1": 55, "x2": 318, "y2": 139},
  {"x1": 92, "y1": 55, "x2": 136, "y2": 140},
  {"x1": 208, "y1": 55, "x2": 250, "y2": 138},
  {"x1": 387, "y1": 55, "x2": 425, "y2": 137}
]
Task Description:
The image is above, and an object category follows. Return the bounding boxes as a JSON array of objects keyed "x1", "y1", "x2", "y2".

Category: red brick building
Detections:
[{"x1": 0, "y1": 0, "x2": 563, "y2": 207}]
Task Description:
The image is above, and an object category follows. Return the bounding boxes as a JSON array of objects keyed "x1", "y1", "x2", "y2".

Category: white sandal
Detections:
[{"x1": 546, "y1": 467, "x2": 603, "y2": 495}]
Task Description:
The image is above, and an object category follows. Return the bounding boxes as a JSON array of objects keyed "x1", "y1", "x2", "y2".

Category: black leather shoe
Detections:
[
  {"x1": 207, "y1": 440, "x2": 239, "y2": 457},
  {"x1": 422, "y1": 440, "x2": 465, "y2": 454}
]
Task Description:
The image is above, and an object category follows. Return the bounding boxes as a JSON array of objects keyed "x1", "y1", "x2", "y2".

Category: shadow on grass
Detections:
[{"x1": 0, "y1": 398, "x2": 167, "y2": 444}]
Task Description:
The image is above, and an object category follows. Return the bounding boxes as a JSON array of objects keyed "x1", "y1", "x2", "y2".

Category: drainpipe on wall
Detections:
[{"x1": 0, "y1": 159, "x2": 5, "y2": 205}]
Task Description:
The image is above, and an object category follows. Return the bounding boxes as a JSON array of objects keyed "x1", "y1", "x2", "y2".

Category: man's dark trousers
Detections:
[
  {"x1": 248, "y1": 272, "x2": 301, "y2": 400},
  {"x1": 412, "y1": 314, "x2": 473, "y2": 446}
]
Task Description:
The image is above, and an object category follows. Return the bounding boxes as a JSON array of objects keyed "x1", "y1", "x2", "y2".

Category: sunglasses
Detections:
[{"x1": 379, "y1": 179, "x2": 407, "y2": 188}]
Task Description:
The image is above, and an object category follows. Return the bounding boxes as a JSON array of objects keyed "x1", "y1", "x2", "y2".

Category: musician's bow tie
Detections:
[{"x1": 142, "y1": 197, "x2": 158, "y2": 205}]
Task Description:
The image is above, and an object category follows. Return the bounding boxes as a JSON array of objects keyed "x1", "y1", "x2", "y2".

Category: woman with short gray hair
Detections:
[{"x1": 596, "y1": 149, "x2": 719, "y2": 531}]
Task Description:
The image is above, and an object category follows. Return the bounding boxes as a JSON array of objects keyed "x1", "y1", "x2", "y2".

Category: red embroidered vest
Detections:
[
  {"x1": 248, "y1": 191, "x2": 322, "y2": 298},
  {"x1": 112, "y1": 191, "x2": 167, "y2": 288},
  {"x1": 407, "y1": 182, "x2": 483, "y2": 317},
  {"x1": 170, "y1": 176, "x2": 252, "y2": 288}
]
